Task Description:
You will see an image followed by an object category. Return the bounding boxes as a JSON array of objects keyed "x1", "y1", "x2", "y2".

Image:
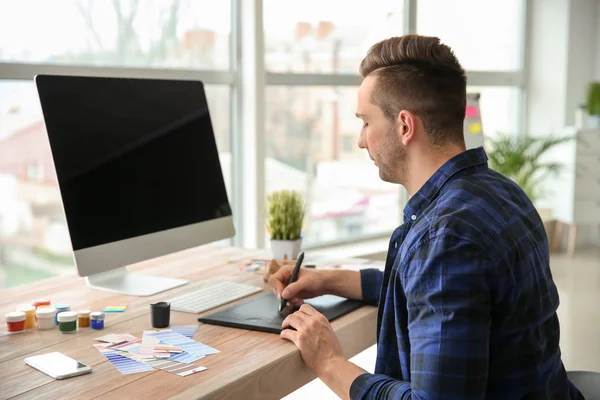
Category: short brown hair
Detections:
[{"x1": 359, "y1": 35, "x2": 467, "y2": 146}]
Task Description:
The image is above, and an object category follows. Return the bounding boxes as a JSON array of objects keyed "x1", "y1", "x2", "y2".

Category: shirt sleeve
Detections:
[
  {"x1": 351, "y1": 235, "x2": 492, "y2": 400},
  {"x1": 359, "y1": 268, "x2": 383, "y2": 306}
]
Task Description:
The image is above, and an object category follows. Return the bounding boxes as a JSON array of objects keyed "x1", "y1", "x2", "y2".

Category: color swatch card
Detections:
[
  {"x1": 169, "y1": 325, "x2": 199, "y2": 339},
  {"x1": 168, "y1": 351, "x2": 205, "y2": 364},
  {"x1": 149, "y1": 330, "x2": 219, "y2": 358},
  {"x1": 106, "y1": 338, "x2": 142, "y2": 353},
  {"x1": 94, "y1": 345, "x2": 154, "y2": 375},
  {"x1": 103, "y1": 305, "x2": 127, "y2": 312},
  {"x1": 143, "y1": 358, "x2": 207, "y2": 377},
  {"x1": 139, "y1": 332, "x2": 161, "y2": 359},
  {"x1": 138, "y1": 331, "x2": 183, "y2": 359},
  {"x1": 95, "y1": 333, "x2": 138, "y2": 344}
]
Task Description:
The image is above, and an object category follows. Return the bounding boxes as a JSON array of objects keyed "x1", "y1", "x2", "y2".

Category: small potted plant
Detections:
[
  {"x1": 266, "y1": 190, "x2": 305, "y2": 259},
  {"x1": 587, "y1": 82, "x2": 600, "y2": 129}
]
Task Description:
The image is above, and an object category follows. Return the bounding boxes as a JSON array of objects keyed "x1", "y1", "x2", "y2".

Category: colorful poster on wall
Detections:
[{"x1": 464, "y1": 93, "x2": 484, "y2": 150}]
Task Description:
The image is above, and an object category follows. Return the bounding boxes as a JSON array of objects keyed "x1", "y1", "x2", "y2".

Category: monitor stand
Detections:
[{"x1": 85, "y1": 267, "x2": 188, "y2": 296}]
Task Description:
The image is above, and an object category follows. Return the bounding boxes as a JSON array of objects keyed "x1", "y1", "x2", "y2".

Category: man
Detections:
[{"x1": 269, "y1": 35, "x2": 583, "y2": 400}]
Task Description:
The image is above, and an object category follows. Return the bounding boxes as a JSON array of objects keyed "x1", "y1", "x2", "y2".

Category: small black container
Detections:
[{"x1": 150, "y1": 301, "x2": 171, "y2": 328}]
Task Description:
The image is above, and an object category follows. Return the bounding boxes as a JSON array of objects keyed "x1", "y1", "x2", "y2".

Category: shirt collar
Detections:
[{"x1": 403, "y1": 146, "x2": 489, "y2": 223}]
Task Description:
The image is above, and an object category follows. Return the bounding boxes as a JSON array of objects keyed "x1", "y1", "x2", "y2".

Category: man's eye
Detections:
[{"x1": 363, "y1": 123, "x2": 368, "y2": 129}]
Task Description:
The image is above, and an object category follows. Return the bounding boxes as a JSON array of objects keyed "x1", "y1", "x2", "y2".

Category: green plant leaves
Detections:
[
  {"x1": 265, "y1": 190, "x2": 305, "y2": 241},
  {"x1": 486, "y1": 134, "x2": 574, "y2": 203}
]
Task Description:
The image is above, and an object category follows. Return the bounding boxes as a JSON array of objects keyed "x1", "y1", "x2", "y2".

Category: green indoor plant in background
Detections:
[
  {"x1": 487, "y1": 134, "x2": 573, "y2": 205},
  {"x1": 266, "y1": 190, "x2": 305, "y2": 259},
  {"x1": 587, "y1": 82, "x2": 600, "y2": 128}
]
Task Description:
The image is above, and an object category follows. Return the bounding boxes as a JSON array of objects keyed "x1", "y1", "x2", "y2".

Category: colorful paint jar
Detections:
[
  {"x1": 57, "y1": 311, "x2": 77, "y2": 333},
  {"x1": 32, "y1": 298, "x2": 51, "y2": 309},
  {"x1": 36, "y1": 307, "x2": 56, "y2": 330},
  {"x1": 17, "y1": 305, "x2": 36, "y2": 329},
  {"x1": 5, "y1": 311, "x2": 26, "y2": 332},
  {"x1": 54, "y1": 304, "x2": 70, "y2": 325},
  {"x1": 77, "y1": 310, "x2": 91, "y2": 328},
  {"x1": 90, "y1": 311, "x2": 105, "y2": 330}
]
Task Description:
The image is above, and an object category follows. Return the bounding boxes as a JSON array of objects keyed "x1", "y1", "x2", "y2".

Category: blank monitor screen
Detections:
[{"x1": 35, "y1": 75, "x2": 232, "y2": 251}]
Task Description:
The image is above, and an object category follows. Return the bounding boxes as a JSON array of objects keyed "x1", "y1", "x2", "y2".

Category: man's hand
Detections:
[
  {"x1": 269, "y1": 265, "x2": 326, "y2": 306},
  {"x1": 280, "y1": 304, "x2": 345, "y2": 376}
]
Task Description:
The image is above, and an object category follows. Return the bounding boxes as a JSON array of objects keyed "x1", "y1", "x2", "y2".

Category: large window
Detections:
[
  {"x1": 417, "y1": 0, "x2": 524, "y2": 71},
  {"x1": 0, "y1": 0, "x2": 231, "y2": 69},
  {"x1": 0, "y1": 0, "x2": 529, "y2": 288},
  {"x1": 263, "y1": 1, "x2": 406, "y2": 246},
  {"x1": 264, "y1": 0, "x2": 404, "y2": 74},
  {"x1": 265, "y1": 86, "x2": 400, "y2": 245}
]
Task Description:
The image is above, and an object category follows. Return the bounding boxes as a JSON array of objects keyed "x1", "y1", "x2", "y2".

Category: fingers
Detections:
[
  {"x1": 298, "y1": 304, "x2": 318, "y2": 316},
  {"x1": 268, "y1": 265, "x2": 295, "y2": 299},
  {"x1": 288, "y1": 297, "x2": 304, "y2": 307},
  {"x1": 281, "y1": 281, "x2": 303, "y2": 300},
  {"x1": 282, "y1": 313, "x2": 308, "y2": 330},
  {"x1": 268, "y1": 275, "x2": 285, "y2": 299},
  {"x1": 268, "y1": 267, "x2": 291, "y2": 299},
  {"x1": 280, "y1": 327, "x2": 299, "y2": 344}
]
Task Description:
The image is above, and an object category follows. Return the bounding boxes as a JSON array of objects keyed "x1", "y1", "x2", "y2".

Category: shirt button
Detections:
[
  {"x1": 411, "y1": 215, "x2": 417, "y2": 221},
  {"x1": 394, "y1": 242, "x2": 398, "y2": 249}
]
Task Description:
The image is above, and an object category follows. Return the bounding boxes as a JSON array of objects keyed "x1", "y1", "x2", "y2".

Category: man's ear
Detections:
[{"x1": 397, "y1": 110, "x2": 417, "y2": 145}]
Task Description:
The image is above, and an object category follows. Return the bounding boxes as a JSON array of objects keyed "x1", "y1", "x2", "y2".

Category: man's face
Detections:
[{"x1": 356, "y1": 75, "x2": 407, "y2": 184}]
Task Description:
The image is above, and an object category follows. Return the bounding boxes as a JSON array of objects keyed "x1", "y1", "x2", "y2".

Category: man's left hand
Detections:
[{"x1": 281, "y1": 304, "x2": 345, "y2": 376}]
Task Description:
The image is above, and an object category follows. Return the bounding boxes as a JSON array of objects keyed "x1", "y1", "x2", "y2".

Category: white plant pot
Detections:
[
  {"x1": 270, "y1": 239, "x2": 302, "y2": 260},
  {"x1": 587, "y1": 115, "x2": 600, "y2": 129}
]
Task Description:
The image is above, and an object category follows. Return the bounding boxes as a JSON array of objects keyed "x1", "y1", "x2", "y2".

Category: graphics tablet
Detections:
[{"x1": 198, "y1": 292, "x2": 364, "y2": 333}]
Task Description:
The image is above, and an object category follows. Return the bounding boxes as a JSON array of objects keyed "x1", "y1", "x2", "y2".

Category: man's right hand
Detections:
[{"x1": 268, "y1": 265, "x2": 325, "y2": 306}]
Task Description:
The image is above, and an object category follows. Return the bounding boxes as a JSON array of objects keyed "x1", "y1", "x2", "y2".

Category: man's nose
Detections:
[{"x1": 357, "y1": 131, "x2": 366, "y2": 149}]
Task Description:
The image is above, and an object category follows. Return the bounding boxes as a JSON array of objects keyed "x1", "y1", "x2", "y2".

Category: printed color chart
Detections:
[
  {"x1": 169, "y1": 325, "x2": 198, "y2": 339},
  {"x1": 94, "y1": 345, "x2": 153, "y2": 375},
  {"x1": 144, "y1": 358, "x2": 207, "y2": 377},
  {"x1": 150, "y1": 330, "x2": 219, "y2": 358}
]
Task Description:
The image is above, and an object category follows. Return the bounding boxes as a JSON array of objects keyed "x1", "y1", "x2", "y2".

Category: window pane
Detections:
[
  {"x1": 417, "y1": 0, "x2": 524, "y2": 71},
  {"x1": 265, "y1": 86, "x2": 401, "y2": 245},
  {"x1": 468, "y1": 86, "x2": 522, "y2": 141},
  {"x1": 264, "y1": 0, "x2": 404, "y2": 74},
  {"x1": 0, "y1": 80, "x2": 230, "y2": 288},
  {"x1": 0, "y1": 0, "x2": 230, "y2": 69}
]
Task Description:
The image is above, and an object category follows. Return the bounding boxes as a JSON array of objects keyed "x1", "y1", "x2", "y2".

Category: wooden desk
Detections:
[{"x1": 0, "y1": 245, "x2": 378, "y2": 400}]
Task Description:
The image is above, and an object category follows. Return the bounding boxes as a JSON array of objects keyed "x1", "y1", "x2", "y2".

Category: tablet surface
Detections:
[{"x1": 198, "y1": 292, "x2": 364, "y2": 333}]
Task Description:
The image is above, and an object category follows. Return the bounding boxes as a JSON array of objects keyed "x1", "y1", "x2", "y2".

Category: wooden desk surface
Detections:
[{"x1": 0, "y1": 245, "x2": 378, "y2": 400}]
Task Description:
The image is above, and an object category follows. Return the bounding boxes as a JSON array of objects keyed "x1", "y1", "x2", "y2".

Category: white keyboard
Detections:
[{"x1": 169, "y1": 282, "x2": 262, "y2": 314}]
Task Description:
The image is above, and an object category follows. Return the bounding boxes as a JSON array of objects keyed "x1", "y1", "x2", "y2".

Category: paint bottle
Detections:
[
  {"x1": 90, "y1": 311, "x2": 105, "y2": 330},
  {"x1": 5, "y1": 311, "x2": 26, "y2": 332},
  {"x1": 36, "y1": 307, "x2": 56, "y2": 330},
  {"x1": 17, "y1": 305, "x2": 36, "y2": 329},
  {"x1": 77, "y1": 310, "x2": 91, "y2": 328},
  {"x1": 57, "y1": 311, "x2": 77, "y2": 334},
  {"x1": 32, "y1": 298, "x2": 51, "y2": 309},
  {"x1": 54, "y1": 304, "x2": 70, "y2": 325}
]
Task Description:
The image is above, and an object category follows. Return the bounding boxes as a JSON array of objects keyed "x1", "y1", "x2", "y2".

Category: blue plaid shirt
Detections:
[{"x1": 350, "y1": 147, "x2": 583, "y2": 400}]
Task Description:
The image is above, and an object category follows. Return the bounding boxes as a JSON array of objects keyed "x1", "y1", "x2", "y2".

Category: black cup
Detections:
[{"x1": 150, "y1": 301, "x2": 171, "y2": 328}]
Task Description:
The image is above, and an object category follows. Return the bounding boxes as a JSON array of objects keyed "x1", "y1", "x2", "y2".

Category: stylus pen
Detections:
[{"x1": 279, "y1": 252, "x2": 305, "y2": 312}]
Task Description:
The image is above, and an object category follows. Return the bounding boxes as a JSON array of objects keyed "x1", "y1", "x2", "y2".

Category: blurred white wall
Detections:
[
  {"x1": 527, "y1": 0, "x2": 600, "y2": 247},
  {"x1": 527, "y1": 0, "x2": 598, "y2": 134}
]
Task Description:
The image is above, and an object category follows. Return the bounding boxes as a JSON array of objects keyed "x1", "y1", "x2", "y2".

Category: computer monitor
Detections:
[{"x1": 35, "y1": 75, "x2": 235, "y2": 296}]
